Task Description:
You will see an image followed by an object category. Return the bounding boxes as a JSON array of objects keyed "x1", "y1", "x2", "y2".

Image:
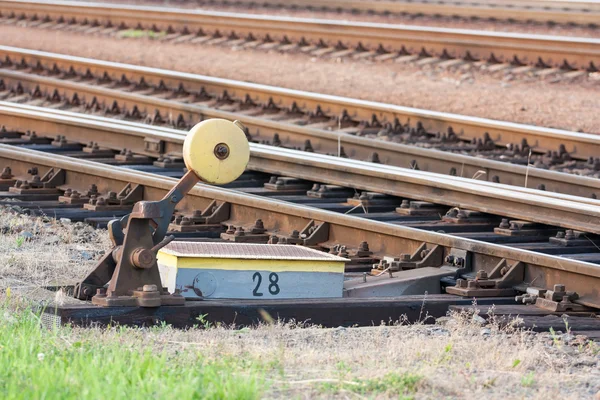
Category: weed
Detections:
[
  {"x1": 512, "y1": 359, "x2": 521, "y2": 368},
  {"x1": 521, "y1": 371, "x2": 535, "y2": 387},
  {"x1": 15, "y1": 236, "x2": 24, "y2": 248},
  {"x1": 118, "y1": 29, "x2": 166, "y2": 39},
  {"x1": 196, "y1": 313, "x2": 212, "y2": 329},
  {"x1": 320, "y1": 372, "x2": 422, "y2": 398}
]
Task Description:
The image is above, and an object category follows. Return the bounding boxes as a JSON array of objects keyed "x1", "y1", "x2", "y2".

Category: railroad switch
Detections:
[{"x1": 73, "y1": 119, "x2": 250, "y2": 307}]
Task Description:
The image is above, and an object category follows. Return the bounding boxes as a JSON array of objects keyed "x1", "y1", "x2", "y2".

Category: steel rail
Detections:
[
  {"x1": 1, "y1": 46, "x2": 597, "y2": 160},
  {"x1": 3, "y1": 102, "x2": 600, "y2": 234},
  {"x1": 0, "y1": 1, "x2": 598, "y2": 70},
  {"x1": 2, "y1": 144, "x2": 600, "y2": 308},
  {"x1": 4, "y1": 101, "x2": 600, "y2": 204},
  {"x1": 5, "y1": 101, "x2": 600, "y2": 200},
  {"x1": 0, "y1": 46, "x2": 596, "y2": 162},
  {"x1": 193, "y1": 0, "x2": 600, "y2": 25}
]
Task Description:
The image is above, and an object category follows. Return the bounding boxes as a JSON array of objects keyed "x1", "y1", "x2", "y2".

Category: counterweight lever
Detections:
[{"x1": 73, "y1": 119, "x2": 250, "y2": 307}]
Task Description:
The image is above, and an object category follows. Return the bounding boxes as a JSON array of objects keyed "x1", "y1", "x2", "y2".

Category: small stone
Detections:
[
  {"x1": 472, "y1": 314, "x2": 487, "y2": 325},
  {"x1": 19, "y1": 231, "x2": 33, "y2": 241},
  {"x1": 480, "y1": 327, "x2": 491, "y2": 336},
  {"x1": 79, "y1": 251, "x2": 93, "y2": 261},
  {"x1": 59, "y1": 218, "x2": 71, "y2": 224},
  {"x1": 435, "y1": 316, "x2": 452, "y2": 326}
]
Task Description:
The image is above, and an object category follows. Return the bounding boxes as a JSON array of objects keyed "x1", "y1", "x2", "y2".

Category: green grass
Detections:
[
  {"x1": 320, "y1": 372, "x2": 422, "y2": 398},
  {"x1": 0, "y1": 307, "x2": 265, "y2": 400},
  {"x1": 118, "y1": 29, "x2": 167, "y2": 39}
]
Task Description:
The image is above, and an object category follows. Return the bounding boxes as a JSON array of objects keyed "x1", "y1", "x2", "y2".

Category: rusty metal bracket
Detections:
[
  {"x1": 300, "y1": 220, "x2": 329, "y2": 246},
  {"x1": 372, "y1": 243, "x2": 444, "y2": 272},
  {"x1": 9, "y1": 168, "x2": 64, "y2": 194},
  {"x1": 516, "y1": 284, "x2": 593, "y2": 312},
  {"x1": 169, "y1": 201, "x2": 230, "y2": 233},
  {"x1": 83, "y1": 183, "x2": 143, "y2": 211},
  {"x1": 446, "y1": 259, "x2": 524, "y2": 297}
]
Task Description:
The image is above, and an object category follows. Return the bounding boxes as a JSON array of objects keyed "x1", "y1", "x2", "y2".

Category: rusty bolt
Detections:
[
  {"x1": 226, "y1": 225, "x2": 235, "y2": 234},
  {"x1": 108, "y1": 191, "x2": 117, "y2": 199},
  {"x1": 400, "y1": 199, "x2": 410, "y2": 209},
  {"x1": 499, "y1": 218, "x2": 510, "y2": 229},
  {"x1": 565, "y1": 230, "x2": 575, "y2": 240},
  {"x1": 142, "y1": 284, "x2": 158, "y2": 292},
  {"x1": 0, "y1": 167, "x2": 12, "y2": 179},
  {"x1": 310, "y1": 184, "x2": 320, "y2": 191},
  {"x1": 268, "y1": 235, "x2": 279, "y2": 244},
  {"x1": 174, "y1": 215, "x2": 184, "y2": 224},
  {"x1": 400, "y1": 253, "x2": 411, "y2": 261},
  {"x1": 359, "y1": 241, "x2": 369, "y2": 251},
  {"x1": 192, "y1": 209, "x2": 203, "y2": 218},
  {"x1": 290, "y1": 230, "x2": 300, "y2": 239},
  {"x1": 446, "y1": 208, "x2": 458, "y2": 218},
  {"x1": 456, "y1": 210, "x2": 467, "y2": 219},
  {"x1": 31, "y1": 175, "x2": 41, "y2": 183},
  {"x1": 268, "y1": 176, "x2": 277, "y2": 184},
  {"x1": 337, "y1": 246, "x2": 349, "y2": 258},
  {"x1": 234, "y1": 226, "x2": 245, "y2": 237},
  {"x1": 467, "y1": 280, "x2": 479, "y2": 289},
  {"x1": 96, "y1": 197, "x2": 106, "y2": 206},
  {"x1": 445, "y1": 255, "x2": 455, "y2": 264},
  {"x1": 456, "y1": 279, "x2": 467, "y2": 288},
  {"x1": 553, "y1": 284, "x2": 566, "y2": 293},
  {"x1": 180, "y1": 217, "x2": 192, "y2": 226},
  {"x1": 96, "y1": 288, "x2": 107, "y2": 297},
  {"x1": 64, "y1": 188, "x2": 72, "y2": 197},
  {"x1": 476, "y1": 270, "x2": 488, "y2": 280},
  {"x1": 509, "y1": 222, "x2": 520, "y2": 231},
  {"x1": 556, "y1": 231, "x2": 565, "y2": 238}
]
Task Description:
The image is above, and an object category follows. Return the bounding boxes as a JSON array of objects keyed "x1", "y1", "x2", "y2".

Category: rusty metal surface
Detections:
[
  {"x1": 3, "y1": 102, "x2": 600, "y2": 200},
  {"x1": 0, "y1": 2, "x2": 598, "y2": 70},
  {"x1": 1, "y1": 145, "x2": 600, "y2": 308},
  {"x1": 2, "y1": 102, "x2": 600, "y2": 234},
  {"x1": 0, "y1": 52, "x2": 599, "y2": 200},
  {"x1": 188, "y1": 0, "x2": 600, "y2": 25},
  {"x1": 162, "y1": 242, "x2": 348, "y2": 261},
  {"x1": 0, "y1": 46, "x2": 597, "y2": 162}
]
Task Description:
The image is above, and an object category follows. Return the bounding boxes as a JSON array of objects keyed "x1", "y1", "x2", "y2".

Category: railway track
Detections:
[
  {"x1": 0, "y1": 1, "x2": 599, "y2": 71},
  {"x1": 1, "y1": 47, "x2": 600, "y2": 199},
  {"x1": 2, "y1": 104, "x2": 600, "y2": 311},
  {"x1": 190, "y1": 0, "x2": 600, "y2": 26}
]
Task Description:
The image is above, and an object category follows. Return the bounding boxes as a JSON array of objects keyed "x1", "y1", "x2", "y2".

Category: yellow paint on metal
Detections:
[
  {"x1": 183, "y1": 119, "x2": 249, "y2": 185},
  {"x1": 157, "y1": 252, "x2": 344, "y2": 273}
]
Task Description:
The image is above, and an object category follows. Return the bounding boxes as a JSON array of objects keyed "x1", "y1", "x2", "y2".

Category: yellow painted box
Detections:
[{"x1": 158, "y1": 242, "x2": 348, "y2": 299}]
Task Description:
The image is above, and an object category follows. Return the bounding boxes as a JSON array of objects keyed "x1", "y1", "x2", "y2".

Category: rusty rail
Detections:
[
  {"x1": 2, "y1": 101, "x2": 600, "y2": 235},
  {"x1": 191, "y1": 0, "x2": 600, "y2": 25},
  {"x1": 0, "y1": 47, "x2": 599, "y2": 196},
  {"x1": 0, "y1": 1, "x2": 598, "y2": 70},
  {"x1": 2, "y1": 144, "x2": 600, "y2": 308}
]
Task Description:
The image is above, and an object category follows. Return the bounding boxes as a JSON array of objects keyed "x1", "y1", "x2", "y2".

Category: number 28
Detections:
[{"x1": 252, "y1": 272, "x2": 280, "y2": 296}]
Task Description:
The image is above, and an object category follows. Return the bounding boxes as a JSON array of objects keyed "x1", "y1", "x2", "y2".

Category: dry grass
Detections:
[{"x1": 0, "y1": 207, "x2": 599, "y2": 399}]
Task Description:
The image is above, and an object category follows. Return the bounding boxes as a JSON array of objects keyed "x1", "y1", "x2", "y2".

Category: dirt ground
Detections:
[
  {"x1": 0, "y1": 24, "x2": 598, "y2": 134},
  {"x1": 0, "y1": 209, "x2": 599, "y2": 399}
]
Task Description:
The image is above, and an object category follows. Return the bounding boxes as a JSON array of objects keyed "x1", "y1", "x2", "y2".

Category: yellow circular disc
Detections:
[{"x1": 183, "y1": 119, "x2": 250, "y2": 185}]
